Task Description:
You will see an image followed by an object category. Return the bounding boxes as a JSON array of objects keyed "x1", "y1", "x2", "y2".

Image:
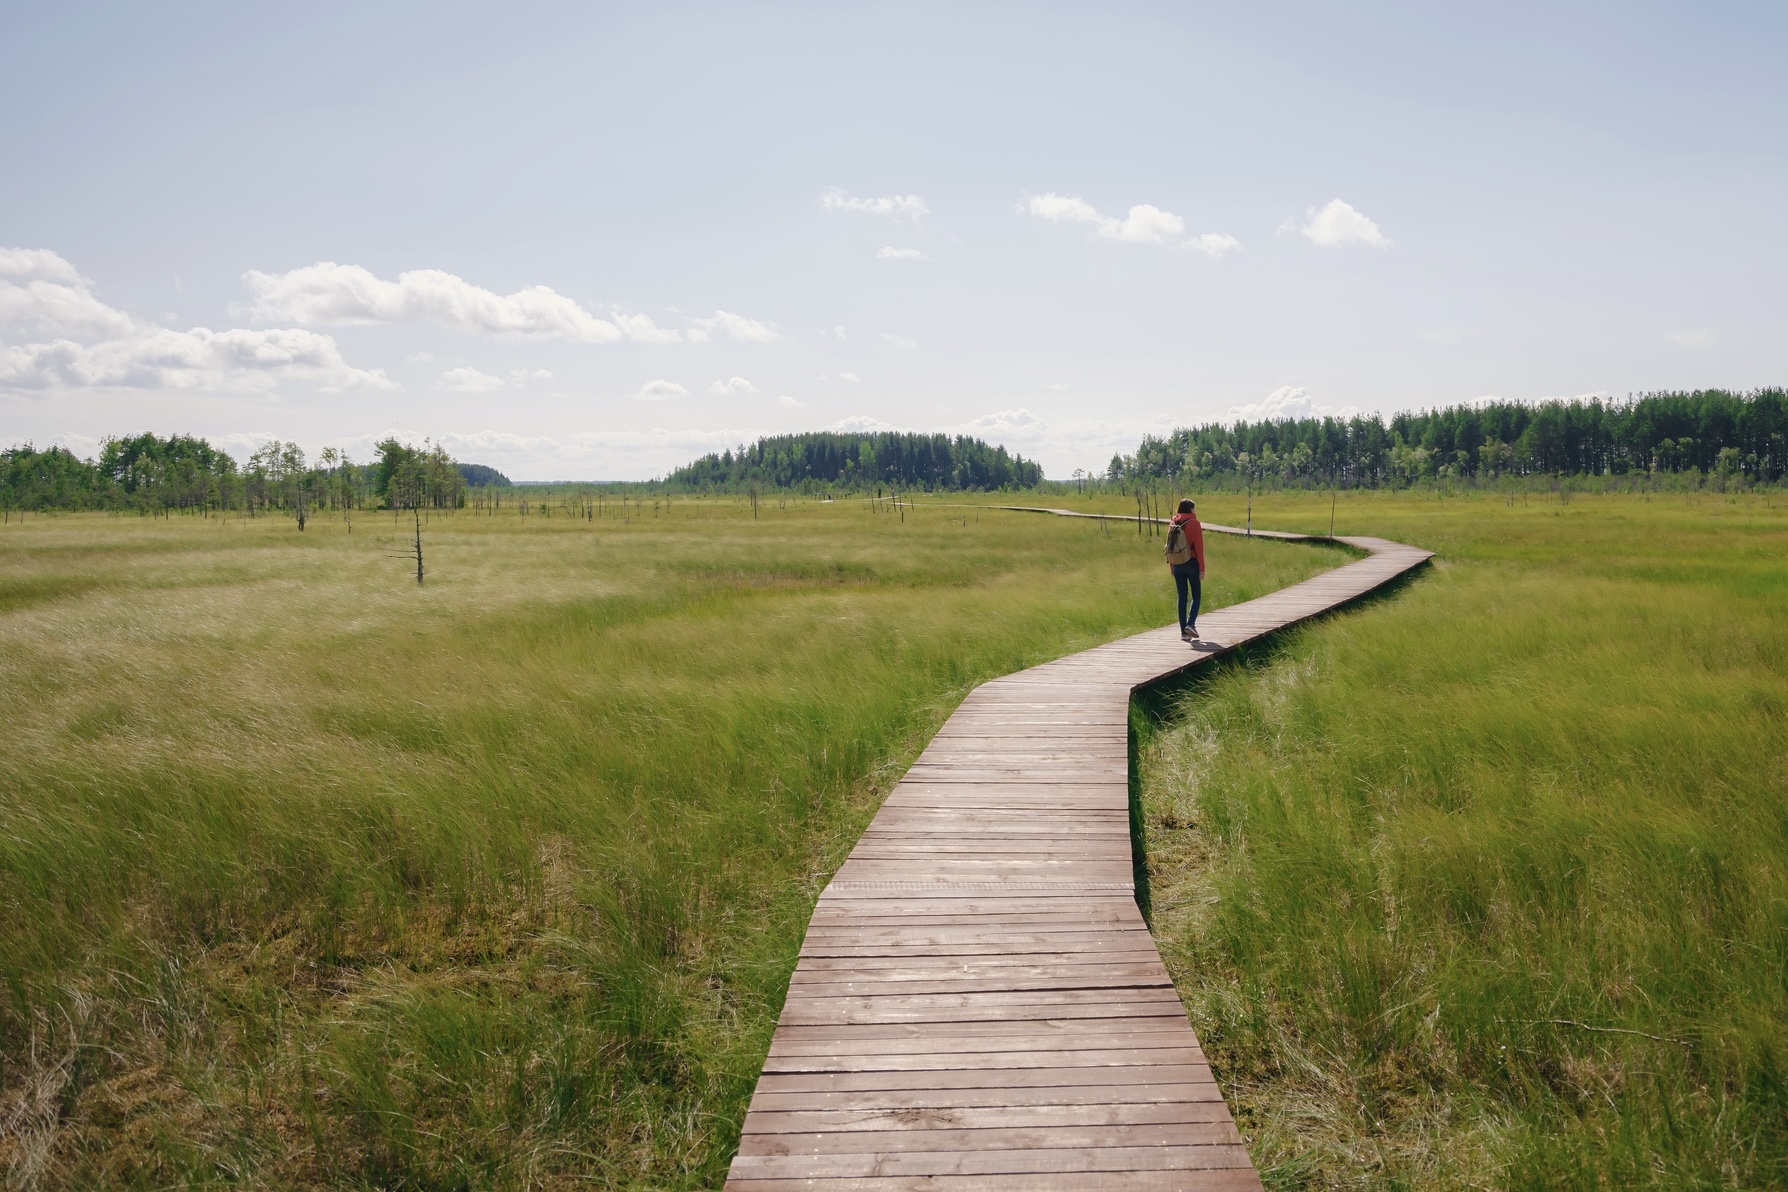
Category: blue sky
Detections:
[{"x1": 3, "y1": 1, "x2": 1783, "y2": 479}]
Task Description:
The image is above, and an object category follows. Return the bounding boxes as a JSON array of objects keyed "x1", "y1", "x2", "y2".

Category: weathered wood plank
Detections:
[{"x1": 722, "y1": 526, "x2": 1431, "y2": 1189}]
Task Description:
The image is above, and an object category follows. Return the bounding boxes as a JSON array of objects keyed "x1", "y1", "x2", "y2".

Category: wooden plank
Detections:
[
  {"x1": 727, "y1": 1143, "x2": 1258, "y2": 1177},
  {"x1": 746, "y1": 1077, "x2": 1228, "y2": 1109},
  {"x1": 723, "y1": 527, "x2": 1431, "y2": 1189},
  {"x1": 728, "y1": 1171, "x2": 1263, "y2": 1191},
  {"x1": 736, "y1": 1120, "x2": 1242, "y2": 1155}
]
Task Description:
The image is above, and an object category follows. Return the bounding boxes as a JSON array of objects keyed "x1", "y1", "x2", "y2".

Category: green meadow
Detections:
[
  {"x1": 1126, "y1": 489, "x2": 1788, "y2": 1189},
  {"x1": 3, "y1": 488, "x2": 1784, "y2": 1189},
  {"x1": 0, "y1": 496, "x2": 1325, "y2": 1189}
]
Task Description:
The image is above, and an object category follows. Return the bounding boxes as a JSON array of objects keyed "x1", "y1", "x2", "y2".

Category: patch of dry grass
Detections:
[
  {"x1": 1136, "y1": 489, "x2": 1788, "y2": 1189},
  {"x1": 0, "y1": 495, "x2": 1331, "y2": 1189}
]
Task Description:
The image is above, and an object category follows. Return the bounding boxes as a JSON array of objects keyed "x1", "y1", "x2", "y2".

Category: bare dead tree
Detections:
[{"x1": 386, "y1": 507, "x2": 424, "y2": 584}]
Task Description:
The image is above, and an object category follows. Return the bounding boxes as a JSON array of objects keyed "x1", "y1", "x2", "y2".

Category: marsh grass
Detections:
[
  {"x1": 1134, "y1": 490, "x2": 1788, "y2": 1189},
  {"x1": 0, "y1": 497, "x2": 1329, "y2": 1189}
]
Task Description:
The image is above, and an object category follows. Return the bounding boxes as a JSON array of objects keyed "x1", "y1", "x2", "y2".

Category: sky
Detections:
[{"x1": 2, "y1": 1, "x2": 1784, "y2": 480}]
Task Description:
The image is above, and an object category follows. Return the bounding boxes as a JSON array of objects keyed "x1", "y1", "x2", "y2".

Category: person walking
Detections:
[{"x1": 1164, "y1": 499, "x2": 1205, "y2": 642}]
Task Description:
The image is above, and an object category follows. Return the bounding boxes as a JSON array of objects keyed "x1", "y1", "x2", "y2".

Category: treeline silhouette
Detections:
[
  {"x1": 1110, "y1": 389, "x2": 1787, "y2": 487},
  {"x1": 668, "y1": 431, "x2": 1042, "y2": 492},
  {"x1": 1, "y1": 433, "x2": 510, "y2": 516}
]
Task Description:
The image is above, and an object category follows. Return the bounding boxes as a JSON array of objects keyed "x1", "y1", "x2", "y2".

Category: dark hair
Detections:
[{"x1": 1178, "y1": 499, "x2": 1194, "y2": 514}]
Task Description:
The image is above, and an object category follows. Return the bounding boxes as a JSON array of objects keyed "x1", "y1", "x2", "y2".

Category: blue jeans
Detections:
[{"x1": 1171, "y1": 563, "x2": 1201, "y2": 631}]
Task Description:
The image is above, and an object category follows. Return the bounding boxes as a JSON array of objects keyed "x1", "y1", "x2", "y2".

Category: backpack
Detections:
[{"x1": 1164, "y1": 521, "x2": 1195, "y2": 565}]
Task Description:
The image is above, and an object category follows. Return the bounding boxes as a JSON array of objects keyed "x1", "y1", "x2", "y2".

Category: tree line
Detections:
[
  {"x1": 1109, "y1": 389, "x2": 1788, "y2": 488},
  {"x1": 667, "y1": 431, "x2": 1043, "y2": 492},
  {"x1": 1, "y1": 434, "x2": 509, "y2": 517}
]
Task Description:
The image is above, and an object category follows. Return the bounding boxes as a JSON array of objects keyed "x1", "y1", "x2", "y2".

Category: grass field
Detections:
[
  {"x1": 1122, "y1": 489, "x2": 1788, "y2": 1189},
  {"x1": 0, "y1": 495, "x2": 1332, "y2": 1189}
]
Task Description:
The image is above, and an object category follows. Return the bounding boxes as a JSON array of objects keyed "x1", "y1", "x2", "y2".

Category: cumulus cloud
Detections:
[
  {"x1": 686, "y1": 309, "x2": 777, "y2": 343},
  {"x1": 1299, "y1": 199, "x2": 1390, "y2": 248},
  {"x1": 611, "y1": 311, "x2": 682, "y2": 344},
  {"x1": 776, "y1": 395, "x2": 805, "y2": 408},
  {"x1": 828, "y1": 415, "x2": 904, "y2": 434},
  {"x1": 832, "y1": 326, "x2": 847, "y2": 340},
  {"x1": 880, "y1": 333, "x2": 918, "y2": 349},
  {"x1": 1227, "y1": 386, "x2": 1360, "y2": 421},
  {"x1": 820, "y1": 188, "x2": 929, "y2": 220},
  {"x1": 0, "y1": 248, "x2": 84, "y2": 285},
  {"x1": 0, "y1": 247, "x2": 394, "y2": 395},
  {"x1": 955, "y1": 407, "x2": 1047, "y2": 435},
  {"x1": 633, "y1": 379, "x2": 689, "y2": 401},
  {"x1": 877, "y1": 246, "x2": 927, "y2": 260},
  {"x1": 1026, "y1": 194, "x2": 1240, "y2": 254},
  {"x1": 242, "y1": 262, "x2": 630, "y2": 341},
  {"x1": 837, "y1": 371, "x2": 860, "y2": 383},
  {"x1": 1186, "y1": 233, "x2": 1243, "y2": 257},
  {"x1": 0, "y1": 248, "x2": 137, "y2": 339},
  {"x1": 242, "y1": 261, "x2": 771, "y2": 346},
  {"x1": 708, "y1": 376, "x2": 759, "y2": 396},
  {"x1": 1, "y1": 324, "x2": 392, "y2": 395},
  {"x1": 437, "y1": 366, "x2": 553, "y2": 392},
  {"x1": 438, "y1": 367, "x2": 506, "y2": 392}
]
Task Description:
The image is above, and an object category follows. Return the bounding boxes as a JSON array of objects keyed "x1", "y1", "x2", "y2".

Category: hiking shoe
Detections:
[
  {"x1": 1180, "y1": 627, "x2": 1193, "y2": 642},
  {"x1": 1187, "y1": 627, "x2": 1200, "y2": 640}
]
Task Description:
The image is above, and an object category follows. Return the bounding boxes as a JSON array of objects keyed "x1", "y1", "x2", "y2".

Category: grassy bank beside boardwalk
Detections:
[
  {"x1": 1124, "y1": 490, "x2": 1788, "y2": 1189},
  {"x1": 0, "y1": 497, "x2": 1333, "y2": 1189}
]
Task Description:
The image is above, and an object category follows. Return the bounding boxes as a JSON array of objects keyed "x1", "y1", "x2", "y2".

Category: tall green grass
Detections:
[
  {"x1": 1137, "y1": 490, "x2": 1788, "y2": 1189},
  {"x1": 0, "y1": 497, "x2": 1327, "y2": 1189}
]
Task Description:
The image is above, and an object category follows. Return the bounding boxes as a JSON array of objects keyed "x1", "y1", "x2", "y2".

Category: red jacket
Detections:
[{"x1": 1170, "y1": 512, "x2": 1205, "y2": 573}]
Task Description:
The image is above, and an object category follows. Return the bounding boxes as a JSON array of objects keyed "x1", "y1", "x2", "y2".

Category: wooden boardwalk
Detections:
[{"x1": 726, "y1": 520, "x2": 1432, "y2": 1191}]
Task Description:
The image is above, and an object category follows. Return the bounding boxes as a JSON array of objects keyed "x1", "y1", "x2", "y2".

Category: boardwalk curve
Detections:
[{"x1": 726, "y1": 517, "x2": 1433, "y2": 1191}]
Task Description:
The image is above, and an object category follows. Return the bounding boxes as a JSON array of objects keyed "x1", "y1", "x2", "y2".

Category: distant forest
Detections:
[
  {"x1": 667, "y1": 431, "x2": 1043, "y2": 492},
  {"x1": 0, "y1": 433, "x2": 509, "y2": 516},
  {"x1": 1111, "y1": 389, "x2": 1787, "y2": 488}
]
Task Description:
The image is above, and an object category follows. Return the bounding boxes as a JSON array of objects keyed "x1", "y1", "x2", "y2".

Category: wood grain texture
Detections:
[{"x1": 724, "y1": 524, "x2": 1431, "y2": 1190}]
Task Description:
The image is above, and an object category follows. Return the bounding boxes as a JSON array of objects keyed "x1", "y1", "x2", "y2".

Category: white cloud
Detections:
[
  {"x1": 1227, "y1": 386, "x2": 1361, "y2": 421},
  {"x1": 1665, "y1": 329, "x2": 1715, "y2": 347},
  {"x1": 880, "y1": 333, "x2": 918, "y2": 349},
  {"x1": 1026, "y1": 194, "x2": 1240, "y2": 253},
  {"x1": 2, "y1": 326, "x2": 394, "y2": 394},
  {"x1": 1186, "y1": 233, "x2": 1243, "y2": 257},
  {"x1": 207, "y1": 431, "x2": 285, "y2": 461},
  {"x1": 686, "y1": 309, "x2": 777, "y2": 343},
  {"x1": 0, "y1": 247, "x2": 136, "y2": 338},
  {"x1": 955, "y1": 407, "x2": 1047, "y2": 435},
  {"x1": 510, "y1": 368, "x2": 552, "y2": 384},
  {"x1": 708, "y1": 376, "x2": 759, "y2": 396},
  {"x1": 242, "y1": 262, "x2": 635, "y2": 341},
  {"x1": 1300, "y1": 199, "x2": 1390, "y2": 248},
  {"x1": 43, "y1": 430, "x2": 108, "y2": 460},
  {"x1": 832, "y1": 326, "x2": 847, "y2": 340},
  {"x1": 439, "y1": 367, "x2": 506, "y2": 392},
  {"x1": 877, "y1": 246, "x2": 928, "y2": 260},
  {"x1": 0, "y1": 248, "x2": 84, "y2": 285},
  {"x1": 610, "y1": 311, "x2": 682, "y2": 344},
  {"x1": 632, "y1": 379, "x2": 689, "y2": 401},
  {"x1": 838, "y1": 371, "x2": 860, "y2": 383},
  {"x1": 828, "y1": 415, "x2": 904, "y2": 434},
  {"x1": 776, "y1": 394, "x2": 805, "y2": 408},
  {"x1": 820, "y1": 188, "x2": 929, "y2": 220},
  {"x1": 0, "y1": 248, "x2": 395, "y2": 396}
]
